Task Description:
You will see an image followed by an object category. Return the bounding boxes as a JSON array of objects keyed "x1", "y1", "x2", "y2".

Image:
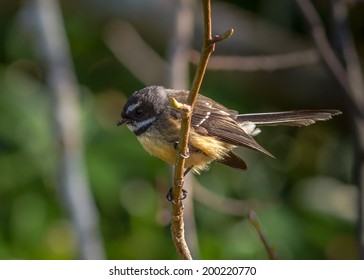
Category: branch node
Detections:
[
  {"x1": 212, "y1": 28, "x2": 234, "y2": 44},
  {"x1": 248, "y1": 210, "x2": 277, "y2": 260},
  {"x1": 169, "y1": 97, "x2": 192, "y2": 113}
]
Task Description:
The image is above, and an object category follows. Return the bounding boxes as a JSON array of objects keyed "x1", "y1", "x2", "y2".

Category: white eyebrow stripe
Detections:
[
  {"x1": 129, "y1": 116, "x2": 157, "y2": 132},
  {"x1": 125, "y1": 101, "x2": 141, "y2": 114}
]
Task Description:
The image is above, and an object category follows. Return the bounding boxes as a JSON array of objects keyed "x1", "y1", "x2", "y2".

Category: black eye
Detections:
[{"x1": 135, "y1": 108, "x2": 143, "y2": 115}]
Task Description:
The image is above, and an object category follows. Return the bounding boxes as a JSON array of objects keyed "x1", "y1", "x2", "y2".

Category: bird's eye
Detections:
[{"x1": 135, "y1": 108, "x2": 143, "y2": 115}]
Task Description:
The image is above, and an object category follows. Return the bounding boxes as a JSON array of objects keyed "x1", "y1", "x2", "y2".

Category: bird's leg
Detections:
[
  {"x1": 166, "y1": 146, "x2": 193, "y2": 201},
  {"x1": 183, "y1": 166, "x2": 193, "y2": 177},
  {"x1": 173, "y1": 141, "x2": 190, "y2": 159},
  {"x1": 166, "y1": 167, "x2": 192, "y2": 202},
  {"x1": 166, "y1": 188, "x2": 188, "y2": 202}
]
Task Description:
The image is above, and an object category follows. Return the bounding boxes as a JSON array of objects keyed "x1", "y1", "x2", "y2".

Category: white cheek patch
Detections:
[
  {"x1": 125, "y1": 101, "x2": 141, "y2": 114},
  {"x1": 129, "y1": 116, "x2": 157, "y2": 133}
]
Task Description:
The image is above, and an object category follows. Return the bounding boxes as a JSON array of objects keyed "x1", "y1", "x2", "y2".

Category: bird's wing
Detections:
[
  {"x1": 199, "y1": 114, "x2": 273, "y2": 157},
  {"x1": 191, "y1": 96, "x2": 273, "y2": 157},
  {"x1": 170, "y1": 93, "x2": 273, "y2": 157}
]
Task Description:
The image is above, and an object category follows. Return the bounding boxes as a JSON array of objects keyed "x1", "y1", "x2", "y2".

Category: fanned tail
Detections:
[{"x1": 236, "y1": 110, "x2": 341, "y2": 127}]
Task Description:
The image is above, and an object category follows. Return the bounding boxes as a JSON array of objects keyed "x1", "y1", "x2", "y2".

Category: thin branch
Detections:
[
  {"x1": 296, "y1": 0, "x2": 364, "y2": 259},
  {"x1": 103, "y1": 20, "x2": 169, "y2": 86},
  {"x1": 248, "y1": 210, "x2": 277, "y2": 260},
  {"x1": 190, "y1": 49, "x2": 319, "y2": 71},
  {"x1": 295, "y1": 0, "x2": 350, "y2": 92},
  {"x1": 167, "y1": 0, "x2": 200, "y2": 259},
  {"x1": 192, "y1": 177, "x2": 267, "y2": 216},
  {"x1": 331, "y1": 0, "x2": 364, "y2": 109},
  {"x1": 170, "y1": 0, "x2": 233, "y2": 260},
  {"x1": 295, "y1": 0, "x2": 364, "y2": 115}
]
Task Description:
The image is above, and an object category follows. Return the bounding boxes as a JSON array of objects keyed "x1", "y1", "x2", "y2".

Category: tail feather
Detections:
[
  {"x1": 236, "y1": 110, "x2": 341, "y2": 127},
  {"x1": 217, "y1": 151, "x2": 248, "y2": 171}
]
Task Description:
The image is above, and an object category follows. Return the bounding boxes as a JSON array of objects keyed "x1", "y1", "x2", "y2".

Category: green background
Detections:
[{"x1": 0, "y1": 0, "x2": 359, "y2": 259}]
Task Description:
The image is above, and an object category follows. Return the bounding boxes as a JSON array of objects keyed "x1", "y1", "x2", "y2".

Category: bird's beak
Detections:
[{"x1": 117, "y1": 118, "x2": 128, "y2": 126}]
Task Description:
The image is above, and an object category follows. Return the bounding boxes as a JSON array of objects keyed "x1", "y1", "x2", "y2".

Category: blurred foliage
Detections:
[{"x1": 0, "y1": 0, "x2": 361, "y2": 259}]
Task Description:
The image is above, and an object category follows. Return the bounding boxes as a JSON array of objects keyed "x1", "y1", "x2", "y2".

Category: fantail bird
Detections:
[{"x1": 117, "y1": 86, "x2": 341, "y2": 174}]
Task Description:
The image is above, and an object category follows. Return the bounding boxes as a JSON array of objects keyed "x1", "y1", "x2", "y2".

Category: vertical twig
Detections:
[
  {"x1": 167, "y1": 0, "x2": 200, "y2": 258},
  {"x1": 170, "y1": 0, "x2": 233, "y2": 259},
  {"x1": 331, "y1": 0, "x2": 364, "y2": 108},
  {"x1": 295, "y1": 0, "x2": 364, "y2": 113},
  {"x1": 30, "y1": 0, "x2": 105, "y2": 259}
]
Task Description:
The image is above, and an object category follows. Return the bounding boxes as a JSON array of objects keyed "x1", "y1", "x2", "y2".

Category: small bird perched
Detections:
[{"x1": 118, "y1": 86, "x2": 341, "y2": 174}]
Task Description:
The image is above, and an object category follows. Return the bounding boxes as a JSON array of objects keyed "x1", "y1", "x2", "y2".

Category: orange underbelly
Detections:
[
  {"x1": 136, "y1": 131, "x2": 233, "y2": 172},
  {"x1": 137, "y1": 133, "x2": 176, "y2": 165}
]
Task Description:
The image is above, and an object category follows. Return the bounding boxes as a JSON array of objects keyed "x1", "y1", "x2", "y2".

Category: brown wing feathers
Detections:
[
  {"x1": 170, "y1": 92, "x2": 340, "y2": 171},
  {"x1": 189, "y1": 97, "x2": 274, "y2": 157}
]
